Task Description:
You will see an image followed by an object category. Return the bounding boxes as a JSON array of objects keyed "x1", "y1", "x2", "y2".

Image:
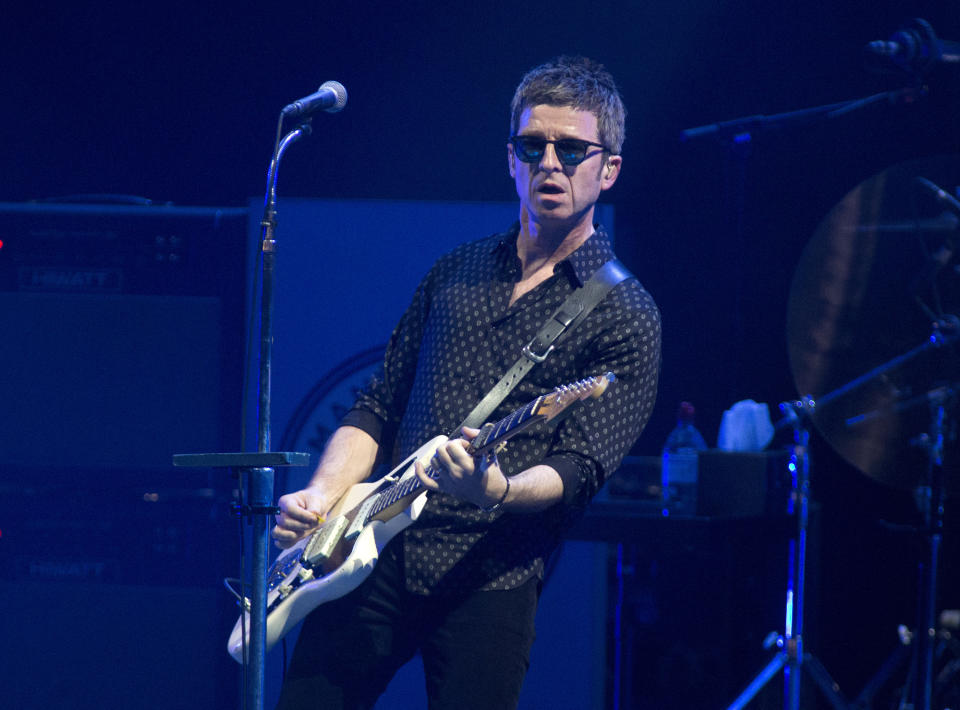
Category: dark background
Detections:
[{"x1": 2, "y1": 1, "x2": 959, "y2": 707}]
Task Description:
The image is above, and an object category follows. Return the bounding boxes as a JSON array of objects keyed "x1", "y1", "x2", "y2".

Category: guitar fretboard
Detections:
[{"x1": 366, "y1": 393, "x2": 547, "y2": 518}]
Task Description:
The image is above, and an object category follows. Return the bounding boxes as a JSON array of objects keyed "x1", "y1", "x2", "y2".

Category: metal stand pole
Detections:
[
  {"x1": 896, "y1": 397, "x2": 947, "y2": 710},
  {"x1": 246, "y1": 466, "x2": 273, "y2": 709},
  {"x1": 243, "y1": 119, "x2": 313, "y2": 710},
  {"x1": 848, "y1": 385, "x2": 954, "y2": 710},
  {"x1": 174, "y1": 119, "x2": 313, "y2": 710},
  {"x1": 725, "y1": 401, "x2": 849, "y2": 710},
  {"x1": 785, "y1": 424, "x2": 811, "y2": 710},
  {"x1": 913, "y1": 400, "x2": 946, "y2": 710}
]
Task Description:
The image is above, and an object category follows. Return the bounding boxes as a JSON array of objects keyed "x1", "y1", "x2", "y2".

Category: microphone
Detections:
[
  {"x1": 865, "y1": 18, "x2": 960, "y2": 75},
  {"x1": 281, "y1": 80, "x2": 348, "y2": 118}
]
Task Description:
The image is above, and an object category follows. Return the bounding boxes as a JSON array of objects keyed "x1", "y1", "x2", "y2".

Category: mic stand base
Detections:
[{"x1": 727, "y1": 645, "x2": 850, "y2": 710}]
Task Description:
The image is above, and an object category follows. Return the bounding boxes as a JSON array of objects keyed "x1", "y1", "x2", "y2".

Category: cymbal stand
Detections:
[
  {"x1": 726, "y1": 400, "x2": 849, "y2": 710},
  {"x1": 909, "y1": 392, "x2": 947, "y2": 710},
  {"x1": 852, "y1": 385, "x2": 954, "y2": 710},
  {"x1": 834, "y1": 316, "x2": 957, "y2": 709}
]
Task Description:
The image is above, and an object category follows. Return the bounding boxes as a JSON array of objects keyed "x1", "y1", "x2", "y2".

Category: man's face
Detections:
[{"x1": 508, "y1": 104, "x2": 621, "y2": 230}]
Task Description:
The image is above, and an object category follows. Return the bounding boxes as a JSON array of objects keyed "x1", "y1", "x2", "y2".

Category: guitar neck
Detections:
[
  {"x1": 367, "y1": 394, "x2": 548, "y2": 520},
  {"x1": 471, "y1": 393, "x2": 547, "y2": 454},
  {"x1": 363, "y1": 373, "x2": 611, "y2": 522}
]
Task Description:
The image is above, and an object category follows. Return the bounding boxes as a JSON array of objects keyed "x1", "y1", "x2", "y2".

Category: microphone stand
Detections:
[
  {"x1": 680, "y1": 86, "x2": 926, "y2": 144},
  {"x1": 245, "y1": 117, "x2": 314, "y2": 710},
  {"x1": 173, "y1": 116, "x2": 313, "y2": 710},
  {"x1": 259, "y1": 118, "x2": 313, "y2": 455},
  {"x1": 682, "y1": 82, "x2": 925, "y2": 405}
]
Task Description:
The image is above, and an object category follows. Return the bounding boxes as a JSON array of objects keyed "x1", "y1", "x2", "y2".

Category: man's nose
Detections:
[{"x1": 539, "y1": 143, "x2": 564, "y2": 170}]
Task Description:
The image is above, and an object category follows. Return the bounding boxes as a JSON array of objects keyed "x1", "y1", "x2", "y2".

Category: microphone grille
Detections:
[{"x1": 319, "y1": 80, "x2": 348, "y2": 113}]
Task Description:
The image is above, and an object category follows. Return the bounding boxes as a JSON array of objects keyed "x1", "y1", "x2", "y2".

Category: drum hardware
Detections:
[{"x1": 783, "y1": 156, "x2": 959, "y2": 710}]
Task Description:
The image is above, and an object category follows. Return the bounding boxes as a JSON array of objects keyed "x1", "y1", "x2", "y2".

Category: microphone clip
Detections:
[{"x1": 865, "y1": 18, "x2": 951, "y2": 78}]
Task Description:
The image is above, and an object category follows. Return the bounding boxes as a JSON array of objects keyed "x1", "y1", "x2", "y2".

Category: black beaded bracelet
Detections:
[{"x1": 480, "y1": 475, "x2": 510, "y2": 513}]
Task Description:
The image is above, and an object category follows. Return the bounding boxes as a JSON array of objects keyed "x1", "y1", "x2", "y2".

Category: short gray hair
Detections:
[{"x1": 510, "y1": 56, "x2": 626, "y2": 155}]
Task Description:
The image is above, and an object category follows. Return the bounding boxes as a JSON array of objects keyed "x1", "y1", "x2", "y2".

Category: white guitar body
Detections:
[
  {"x1": 225, "y1": 373, "x2": 614, "y2": 663},
  {"x1": 227, "y1": 435, "x2": 447, "y2": 663}
]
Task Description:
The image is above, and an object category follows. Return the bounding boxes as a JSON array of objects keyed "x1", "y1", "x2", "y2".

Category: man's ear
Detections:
[
  {"x1": 507, "y1": 143, "x2": 516, "y2": 178},
  {"x1": 601, "y1": 155, "x2": 622, "y2": 190}
]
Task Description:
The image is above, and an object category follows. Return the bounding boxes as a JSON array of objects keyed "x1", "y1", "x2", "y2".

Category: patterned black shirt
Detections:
[{"x1": 341, "y1": 222, "x2": 661, "y2": 594}]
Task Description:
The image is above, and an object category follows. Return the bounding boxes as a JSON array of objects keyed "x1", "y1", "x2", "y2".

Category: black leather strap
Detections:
[{"x1": 457, "y1": 259, "x2": 633, "y2": 432}]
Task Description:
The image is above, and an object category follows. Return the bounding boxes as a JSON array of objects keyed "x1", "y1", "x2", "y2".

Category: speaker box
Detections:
[
  {"x1": 0, "y1": 201, "x2": 248, "y2": 473},
  {"x1": 0, "y1": 581, "x2": 236, "y2": 710},
  {"x1": 0, "y1": 202, "x2": 247, "y2": 708}
]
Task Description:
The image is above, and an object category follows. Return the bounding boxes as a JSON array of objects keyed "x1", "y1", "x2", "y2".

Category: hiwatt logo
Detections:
[{"x1": 18, "y1": 266, "x2": 122, "y2": 292}]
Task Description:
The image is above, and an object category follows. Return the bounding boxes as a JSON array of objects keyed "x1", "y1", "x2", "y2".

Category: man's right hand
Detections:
[
  {"x1": 269, "y1": 426, "x2": 380, "y2": 549},
  {"x1": 271, "y1": 486, "x2": 331, "y2": 549}
]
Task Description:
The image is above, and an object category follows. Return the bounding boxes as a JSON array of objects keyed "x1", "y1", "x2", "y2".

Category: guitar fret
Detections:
[
  {"x1": 474, "y1": 396, "x2": 542, "y2": 453},
  {"x1": 516, "y1": 400, "x2": 536, "y2": 423},
  {"x1": 507, "y1": 401, "x2": 531, "y2": 433}
]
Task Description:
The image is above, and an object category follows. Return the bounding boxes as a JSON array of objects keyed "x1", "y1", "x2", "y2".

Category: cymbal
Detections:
[{"x1": 787, "y1": 155, "x2": 960, "y2": 496}]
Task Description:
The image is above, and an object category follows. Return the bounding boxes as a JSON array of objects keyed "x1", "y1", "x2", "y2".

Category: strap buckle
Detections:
[{"x1": 522, "y1": 340, "x2": 555, "y2": 364}]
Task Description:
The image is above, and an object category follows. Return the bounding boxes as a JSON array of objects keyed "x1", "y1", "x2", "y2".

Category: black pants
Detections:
[{"x1": 275, "y1": 540, "x2": 540, "y2": 710}]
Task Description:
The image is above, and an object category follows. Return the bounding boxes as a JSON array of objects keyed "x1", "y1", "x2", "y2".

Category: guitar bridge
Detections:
[{"x1": 302, "y1": 515, "x2": 349, "y2": 569}]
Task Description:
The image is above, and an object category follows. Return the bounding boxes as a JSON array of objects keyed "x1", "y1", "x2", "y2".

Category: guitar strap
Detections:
[{"x1": 456, "y1": 258, "x2": 634, "y2": 432}]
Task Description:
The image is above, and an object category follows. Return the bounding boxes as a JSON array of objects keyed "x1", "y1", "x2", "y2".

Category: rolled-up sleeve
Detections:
[{"x1": 545, "y1": 282, "x2": 661, "y2": 510}]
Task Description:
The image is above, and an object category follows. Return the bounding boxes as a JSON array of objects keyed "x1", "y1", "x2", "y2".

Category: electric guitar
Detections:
[{"x1": 227, "y1": 372, "x2": 614, "y2": 662}]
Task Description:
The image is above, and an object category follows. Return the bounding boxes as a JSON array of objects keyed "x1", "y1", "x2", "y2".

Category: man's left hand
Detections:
[{"x1": 414, "y1": 426, "x2": 509, "y2": 510}]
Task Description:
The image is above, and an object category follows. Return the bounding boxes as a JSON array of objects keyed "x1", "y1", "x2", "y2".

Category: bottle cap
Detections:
[{"x1": 678, "y1": 401, "x2": 695, "y2": 422}]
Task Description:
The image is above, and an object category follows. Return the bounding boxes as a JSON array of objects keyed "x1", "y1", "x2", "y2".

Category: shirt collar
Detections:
[{"x1": 492, "y1": 222, "x2": 616, "y2": 287}]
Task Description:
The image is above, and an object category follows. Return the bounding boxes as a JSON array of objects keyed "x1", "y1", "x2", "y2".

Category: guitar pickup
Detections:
[
  {"x1": 302, "y1": 515, "x2": 349, "y2": 569},
  {"x1": 343, "y1": 496, "x2": 378, "y2": 541}
]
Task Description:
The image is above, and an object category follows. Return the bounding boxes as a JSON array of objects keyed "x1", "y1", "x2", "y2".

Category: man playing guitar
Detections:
[{"x1": 271, "y1": 55, "x2": 661, "y2": 710}]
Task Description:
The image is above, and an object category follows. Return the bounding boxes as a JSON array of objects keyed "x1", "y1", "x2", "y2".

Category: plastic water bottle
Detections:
[{"x1": 661, "y1": 402, "x2": 708, "y2": 515}]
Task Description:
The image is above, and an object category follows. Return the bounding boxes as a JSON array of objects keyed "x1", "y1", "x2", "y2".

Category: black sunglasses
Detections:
[{"x1": 509, "y1": 135, "x2": 611, "y2": 166}]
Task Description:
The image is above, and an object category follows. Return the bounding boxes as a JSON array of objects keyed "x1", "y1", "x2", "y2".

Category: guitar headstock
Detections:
[{"x1": 536, "y1": 372, "x2": 615, "y2": 422}]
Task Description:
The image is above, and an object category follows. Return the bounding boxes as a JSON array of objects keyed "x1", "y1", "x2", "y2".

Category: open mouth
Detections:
[{"x1": 537, "y1": 183, "x2": 564, "y2": 195}]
